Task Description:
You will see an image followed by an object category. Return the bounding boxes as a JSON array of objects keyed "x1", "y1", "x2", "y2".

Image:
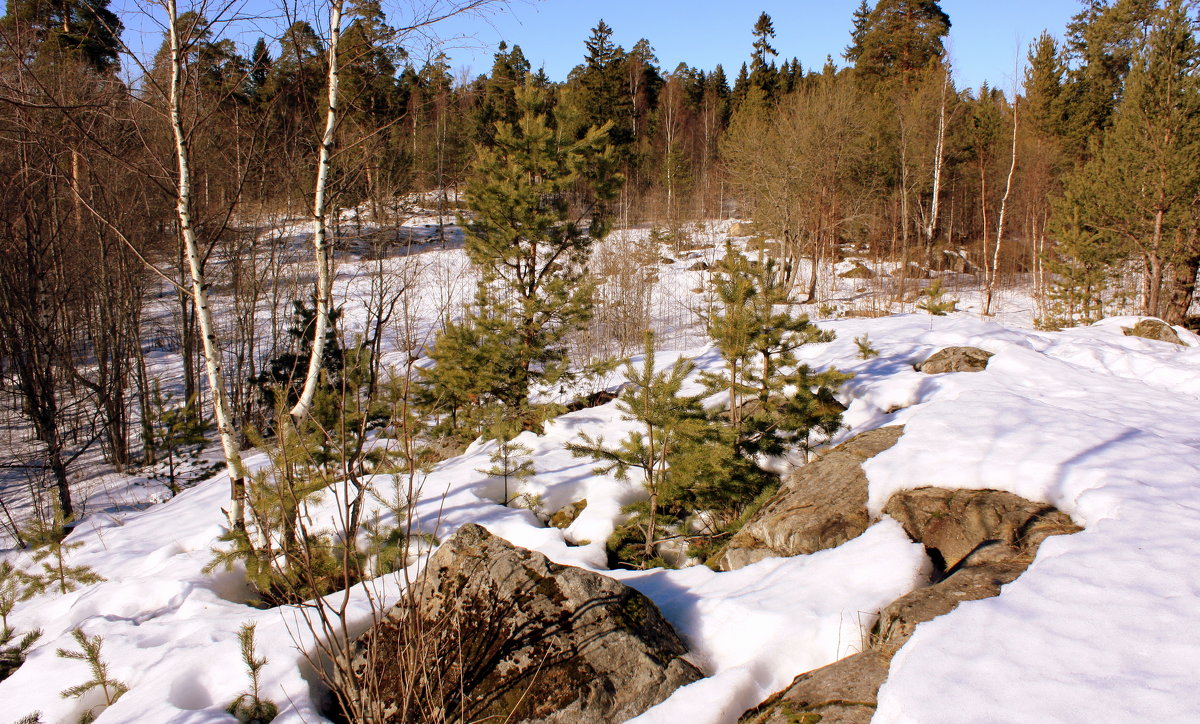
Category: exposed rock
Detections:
[
  {"x1": 344, "y1": 524, "x2": 702, "y2": 723},
  {"x1": 728, "y1": 222, "x2": 753, "y2": 237},
  {"x1": 842, "y1": 308, "x2": 890, "y2": 319},
  {"x1": 741, "y1": 650, "x2": 888, "y2": 724},
  {"x1": 882, "y1": 487, "x2": 1082, "y2": 574},
  {"x1": 688, "y1": 261, "x2": 709, "y2": 272},
  {"x1": 872, "y1": 560, "x2": 1026, "y2": 653},
  {"x1": 565, "y1": 389, "x2": 619, "y2": 413},
  {"x1": 741, "y1": 500, "x2": 1078, "y2": 724},
  {"x1": 887, "y1": 262, "x2": 931, "y2": 279},
  {"x1": 713, "y1": 426, "x2": 904, "y2": 571},
  {"x1": 1123, "y1": 319, "x2": 1186, "y2": 346},
  {"x1": 915, "y1": 346, "x2": 993, "y2": 374},
  {"x1": 549, "y1": 499, "x2": 587, "y2": 530},
  {"x1": 939, "y1": 249, "x2": 977, "y2": 274},
  {"x1": 839, "y1": 263, "x2": 875, "y2": 279},
  {"x1": 740, "y1": 484, "x2": 1080, "y2": 723}
]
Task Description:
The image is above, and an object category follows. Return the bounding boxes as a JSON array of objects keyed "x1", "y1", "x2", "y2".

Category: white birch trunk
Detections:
[
  {"x1": 166, "y1": 0, "x2": 248, "y2": 528},
  {"x1": 291, "y1": 0, "x2": 344, "y2": 422},
  {"x1": 985, "y1": 99, "x2": 1019, "y2": 317},
  {"x1": 923, "y1": 71, "x2": 949, "y2": 265}
]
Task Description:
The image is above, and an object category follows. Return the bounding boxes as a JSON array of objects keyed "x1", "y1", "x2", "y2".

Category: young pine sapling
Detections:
[
  {"x1": 566, "y1": 332, "x2": 707, "y2": 564},
  {"x1": 226, "y1": 622, "x2": 278, "y2": 724},
  {"x1": 57, "y1": 628, "x2": 128, "y2": 723}
]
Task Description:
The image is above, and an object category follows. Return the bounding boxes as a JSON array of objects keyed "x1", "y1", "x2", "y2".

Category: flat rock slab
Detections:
[
  {"x1": 344, "y1": 524, "x2": 702, "y2": 723},
  {"x1": 873, "y1": 560, "x2": 1027, "y2": 653},
  {"x1": 882, "y1": 487, "x2": 1081, "y2": 574},
  {"x1": 714, "y1": 426, "x2": 904, "y2": 571},
  {"x1": 740, "y1": 649, "x2": 888, "y2": 724},
  {"x1": 915, "y1": 346, "x2": 993, "y2": 374}
]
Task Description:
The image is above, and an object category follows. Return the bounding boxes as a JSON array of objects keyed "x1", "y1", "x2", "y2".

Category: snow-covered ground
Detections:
[{"x1": 3, "y1": 218, "x2": 1200, "y2": 723}]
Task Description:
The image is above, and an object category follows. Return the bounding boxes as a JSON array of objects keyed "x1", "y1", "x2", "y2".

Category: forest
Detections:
[
  {"x1": 2, "y1": 0, "x2": 1197, "y2": 547},
  {"x1": 2, "y1": 1, "x2": 1200, "y2": 722}
]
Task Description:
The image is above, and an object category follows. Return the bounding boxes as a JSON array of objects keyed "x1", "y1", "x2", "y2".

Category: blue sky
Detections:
[{"x1": 112, "y1": 0, "x2": 1087, "y2": 92}]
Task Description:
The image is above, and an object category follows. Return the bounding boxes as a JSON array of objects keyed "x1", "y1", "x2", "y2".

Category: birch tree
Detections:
[
  {"x1": 985, "y1": 96, "x2": 1019, "y2": 316},
  {"x1": 164, "y1": 0, "x2": 249, "y2": 529},
  {"x1": 289, "y1": 0, "x2": 343, "y2": 423}
]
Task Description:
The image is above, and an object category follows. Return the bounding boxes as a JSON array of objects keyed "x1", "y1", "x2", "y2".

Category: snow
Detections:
[{"x1": 4, "y1": 219, "x2": 1200, "y2": 723}]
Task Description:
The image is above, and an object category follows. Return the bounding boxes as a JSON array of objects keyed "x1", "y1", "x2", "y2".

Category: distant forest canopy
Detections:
[
  {"x1": 3, "y1": 0, "x2": 1198, "y2": 320},
  {"x1": 1, "y1": 0, "x2": 1199, "y2": 516}
]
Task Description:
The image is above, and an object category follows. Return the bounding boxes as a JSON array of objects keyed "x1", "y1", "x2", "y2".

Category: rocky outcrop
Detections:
[
  {"x1": 344, "y1": 524, "x2": 702, "y2": 724},
  {"x1": 713, "y1": 426, "x2": 904, "y2": 571},
  {"x1": 741, "y1": 650, "x2": 889, "y2": 724},
  {"x1": 872, "y1": 560, "x2": 1026, "y2": 652},
  {"x1": 740, "y1": 484, "x2": 1080, "y2": 724},
  {"x1": 839, "y1": 262, "x2": 875, "y2": 279},
  {"x1": 549, "y1": 499, "x2": 587, "y2": 529},
  {"x1": 915, "y1": 346, "x2": 993, "y2": 374},
  {"x1": 882, "y1": 487, "x2": 1081, "y2": 575},
  {"x1": 1123, "y1": 318, "x2": 1186, "y2": 346},
  {"x1": 743, "y1": 560, "x2": 1034, "y2": 724}
]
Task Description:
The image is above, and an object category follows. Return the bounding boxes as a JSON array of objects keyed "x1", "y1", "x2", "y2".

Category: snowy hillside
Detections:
[{"x1": 2, "y1": 226, "x2": 1200, "y2": 724}]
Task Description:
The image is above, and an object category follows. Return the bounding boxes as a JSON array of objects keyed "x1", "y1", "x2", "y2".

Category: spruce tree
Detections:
[
  {"x1": 749, "y1": 12, "x2": 780, "y2": 98},
  {"x1": 574, "y1": 20, "x2": 634, "y2": 148},
  {"x1": 845, "y1": 0, "x2": 873, "y2": 63}
]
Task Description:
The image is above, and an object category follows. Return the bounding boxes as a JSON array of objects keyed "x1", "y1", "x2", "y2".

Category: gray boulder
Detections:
[
  {"x1": 1123, "y1": 318, "x2": 1186, "y2": 346},
  {"x1": 915, "y1": 346, "x2": 993, "y2": 374},
  {"x1": 713, "y1": 426, "x2": 904, "y2": 571},
  {"x1": 345, "y1": 524, "x2": 702, "y2": 723}
]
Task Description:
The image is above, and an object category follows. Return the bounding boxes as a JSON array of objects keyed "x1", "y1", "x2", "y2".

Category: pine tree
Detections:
[
  {"x1": 566, "y1": 333, "x2": 708, "y2": 564},
  {"x1": 1064, "y1": 0, "x2": 1200, "y2": 320},
  {"x1": 1, "y1": 0, "x2": 123, "y2": 72},
  {"x1": 434, "y1": 82, "x2": 620, "y2": 429},
  {"x1": 57, "y1": 629, "x2": 128, "y2": 723},
  {"x1": 476, "y1": 416, "x2": 535, "y2": 506},
  {"x1": 226, "y1": 623, "x2": 278, "y2": 724},
  {"x1": 24, "y1": 514, "x2": 105, "y2": 595},
  {"x1": 0, "y1": 561, "x2": 39, "y2": 634},
  {"x1": 1061, "y1": 0, "x2": 1158, "y2": 156},
  {"x1": 853, "y1": 0, "x2": 951, "y2": 84},
  {"x1": 702, "y1": 245, "x2": 849, "y2": 459}
]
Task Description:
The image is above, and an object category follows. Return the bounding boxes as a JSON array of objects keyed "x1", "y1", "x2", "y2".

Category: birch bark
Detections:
[
  {"x1": 291, "y1": 0, "x2": 344, "y2": 423},
  {"x1": 166, "y1": 0, "x2": 248, "y2": 529}
]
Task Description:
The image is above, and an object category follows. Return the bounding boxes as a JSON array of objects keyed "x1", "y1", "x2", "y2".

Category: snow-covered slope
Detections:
[{"x1": 3, "y1": 250, "x2": 1200, "y2": 723}]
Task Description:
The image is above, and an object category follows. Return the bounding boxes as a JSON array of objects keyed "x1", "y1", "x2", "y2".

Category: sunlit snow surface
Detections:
[{"x1": 4, "y1": 310, "x2": 1200, "y2": 723}]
